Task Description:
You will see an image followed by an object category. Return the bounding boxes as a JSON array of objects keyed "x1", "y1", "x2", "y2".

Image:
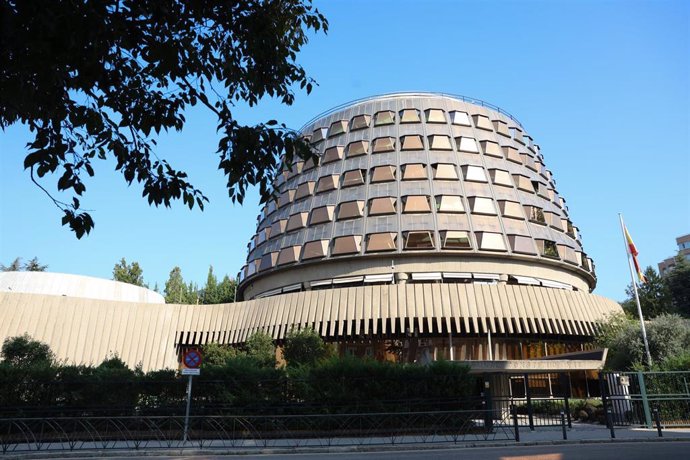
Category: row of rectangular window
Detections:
[
  {"x1": 251, "y1": 197, "x2": 575, "y2": 249},
  {"x1": 302, "y1": 135, "x2": 537, "y2": 158},
  {"x1": 271, "y1": 164, "x2": 555, "y2": 210},
  {"x1": 308, "y1": 110, "x2": 532, "y2": 146},
  {"x1": 245, "y1": 231, "x2": 587, "y2": 276}
]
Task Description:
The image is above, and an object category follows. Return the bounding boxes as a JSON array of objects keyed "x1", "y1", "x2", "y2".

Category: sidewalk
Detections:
[
  {"x1": 515, "y1": 421, "x2": 690, "y2": 443},
  {"x1": 3, "y1": 423, "x2": 690, "y2": 459}
]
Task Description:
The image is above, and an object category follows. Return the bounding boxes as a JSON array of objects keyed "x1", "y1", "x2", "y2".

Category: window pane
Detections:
[
  {"x1": 428, "y1": 135, "x2": 452, "y2": 150},
  {"x1": 456, "y1": 136, "x2": 479, "y2": 153},
  {"x1": 472, "y1": 114, "x2": 493, "y2": 131},
  {"x1": 400, "y1": 109, "x2": 421, "y2": 123},
  {"x1": 294, "y1": 181, "x2": 315, "y2": 200},
  {"x1": 425, "y1": 109, "x2": 446, "y2": 123},
  {"x1": 463, "y1": 165, "x2": 487, "y2": 182},
  {"x1": 286, "y1": 212, "x2": 308, "y2": 232},
  {"x1": 443, "y1": 231, "x2": 471, "y2": 249},
  {"x1": 337, "y1": 200, "x2": 365, "y2": 220},
  {"x1": 350, "y1": 114, "x2": 371, "y2": 131},
  {"x1": 433, "y1": 163, "x2": 458, "y2": 180},
  {"x1": 323, "y1": 146, "x2": 344, "y2": 164},
  {"x1": 436, "y1": 195, "x2": 465, "y2": 213},
  {"x1": 403, "y1": 195, "x2": 431, "y2": 213},
  {"x1": 450, "y1": 111, "x2": 471, "y2": 126},
  {"x1": 332, "y1": 235, "x2": 362, "y2": 255},
  {"x1": 374, "y1": 110, "x2": 395, "y2": 126},
  {"x1": 508, "y1": 234, "x2": 536, "y2": 254},
  {"x1": 310, "y1": 205, "x2": 334, "y2": 224},
  {"x1": 328, "y1": 120, "x2": 348, "y2": 137},
  {"x1": 402, "y1": 163, "x2": 426, "y2": 180},
  {"x1": 477, "y1": 232, "x2": 507, "y2": 251},
  {"x1": 369, "y1": 197, "x2": 396, "y2": 215},
  {"x1": 347, "y1": 140, "x2": 369, "y2": 157},
  {"x1": 372, "y1": 137, "x2": 395, "y2": 153},
  {"x1": 405, "y1": 231, "x2": 435, "y2": 249},
  {"x1": 366, "y1": 233, "x2": 397, "y2": 252},
  {"x1": 400, "y1": 135, "x2": 424, "y2": 151},
  {"x1": 470, "y1": 197, "x2": 496, "y2": 215},
  {"x1": 277, "y1": 246, "x2": 301, "y2": 265},
  {"x1": 302, "y1": 240, "x2": 329, "y2": 259},
  {"x1": 371, "y1": 165, "x2": 396, "y2": 183},
  {"x1": 342, "y1": 169, "x2": 365, "y2": 188},
  {"x1": 316, "y1": 174, "x2": 340, "y2": 193}
]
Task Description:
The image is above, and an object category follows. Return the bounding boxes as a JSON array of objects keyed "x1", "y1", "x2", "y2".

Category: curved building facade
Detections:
[
  {"x1": 232, "y1": 92, "x2": 618, "y2": 362},
  {"x1": 239, "y1": 93, "x2": 594, "y2": 300},
  {"x1": 0, "y1": 93, "x2": 621, "y2": 371}
]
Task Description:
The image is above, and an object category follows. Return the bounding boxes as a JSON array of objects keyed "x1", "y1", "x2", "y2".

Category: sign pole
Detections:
[
  {"x1": 180, "y1": 348, "x2": 202, "y2": 443},
  {"x1": 183, "y1": 374, "x2": 193, "y2": 442}
]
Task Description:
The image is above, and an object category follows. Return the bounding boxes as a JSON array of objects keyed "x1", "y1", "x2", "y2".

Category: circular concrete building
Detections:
[
  {"x1": 0, "y1": 93, "x2": 622, "y2": 373},
  {"x1": 236, "y1": 92, "x2": 619, "y2": 361}
]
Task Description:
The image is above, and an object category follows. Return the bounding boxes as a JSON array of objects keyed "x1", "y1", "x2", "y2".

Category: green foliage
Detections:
[
  {"x1": 282, "y1": 327, "x2": 327, "y2": 367},
  {"x1": 1, "y1": 0, "x2": 326, "y2": 238},
  {"x1": 1, "y1": 257, "x2": 48, "y2": 272},
  {"x1": 112, "y1": 258, "x2": 146, "y2": 287},
  {"x1": 202, "y1": 266, "x2": 219, "y2": 304},
  {"x1": 245, "y1": 332, "x2": 276, "y2": 367},
  {"x1": 0, "y1": 335, "x2": 476, "y2": 416},
  {"x1": 666, "y1": 256, "x2": 690, "y2": 316},
  {"x1": 164, "y1": 266, "x2": 236, "y2": 304},
  {"x1": 301, "y1": 357, "x2": 473, "y2": 413},
  {"x1": 216, "y1": 275, "x2": 237, "y2": 304},
  {"x1": 597, "y1": 313, "x2": 690, "y2": 370},
  {"x1": 202, "y1": 343, "x2": 244, "y2": 366},
  {"x1": 654, "y1": 352, "x2": 690, "y2": 371},
  {"x1": 1, "y1": 334, "x2": 54, "y2": 368},
  {"x1": 164, "y1": 266, "x2": 194, "y2": 303},
  {"x1": 621, "y1": 266, "x2": 672, "y2": 318}
]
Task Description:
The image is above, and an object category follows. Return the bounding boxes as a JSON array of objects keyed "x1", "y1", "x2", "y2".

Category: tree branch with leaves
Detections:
[{"x1": 1, "y1": 0, "x2": 326, "y2": 237}]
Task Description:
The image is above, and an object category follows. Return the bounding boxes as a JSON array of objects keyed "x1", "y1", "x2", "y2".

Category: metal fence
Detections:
[
  {"x1": 1, "y1": 410, "x2": 516, "y2": 454},
  {"x1": 601, "y1": 371, "x2": 690, "y2": 428}
]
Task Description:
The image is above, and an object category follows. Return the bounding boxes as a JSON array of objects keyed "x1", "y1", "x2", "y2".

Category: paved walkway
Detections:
[{"x1": 516, "y1": 421, "x2": 690, "y2": 443}]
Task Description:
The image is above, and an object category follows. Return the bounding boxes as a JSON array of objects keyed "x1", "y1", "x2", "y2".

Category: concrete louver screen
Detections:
[{"x1": 0, "y1": 285, "x2": 620, "y2": 372}]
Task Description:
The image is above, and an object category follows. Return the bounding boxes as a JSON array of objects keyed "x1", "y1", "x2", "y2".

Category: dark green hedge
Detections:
[{"x1": 0, "y1": 357, "x2": 475, "y2": 417}]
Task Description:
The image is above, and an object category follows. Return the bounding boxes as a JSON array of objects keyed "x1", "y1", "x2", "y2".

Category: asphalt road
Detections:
[{"x1": 58, "y1": 441, "x2": 690, "y2": 460}]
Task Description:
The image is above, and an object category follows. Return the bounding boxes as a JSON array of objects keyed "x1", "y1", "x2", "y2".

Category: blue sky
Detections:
[{"x1": 1, "y1": 0, "x2": 688, "y2": 300}]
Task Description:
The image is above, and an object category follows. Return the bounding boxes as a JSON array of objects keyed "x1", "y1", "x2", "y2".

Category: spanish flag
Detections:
[{"x1": 624, "y1": 226, "x2": 647, "y2": 284}]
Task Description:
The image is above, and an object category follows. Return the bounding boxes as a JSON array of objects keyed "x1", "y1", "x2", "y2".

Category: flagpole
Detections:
[{"x1": 618, "y1": 213, "x2": 652, "y2": 367}]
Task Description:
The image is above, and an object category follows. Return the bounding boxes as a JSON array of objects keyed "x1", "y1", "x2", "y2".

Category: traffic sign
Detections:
[
  {"x1": 183, "y1": 349, "x2": 202, "y2": 369},
  {"x1": 181, "y1": 368, "x2": 200, "y2": 376}
]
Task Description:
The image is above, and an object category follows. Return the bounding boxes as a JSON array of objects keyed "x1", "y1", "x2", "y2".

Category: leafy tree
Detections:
[
  {"x1": 1, "y1": 257, "x2": 48, "y2": 272},
  {"x1": 23, "y1": 257, "x2": 48, "y2": 271},
  {"x1": 112, "y1": 258, "x2": 146, "y2": 287},
  {"x1": 0, "y1": 258, "x2": 23, "y2": 271},
  {"x1": 282, "y1": 327, "x2": 328, "y2": 367},
  {"x1": 1, "y1": 334, "x2": 55, "y2": 368},
  {"x1": 202, "y1": 266, "x2": 220, "y2": 304},
  {"x1": 164, "y1": 266, "x2": 188, "y2": 303},
  {"x1": 245, "y1": 332, "x2": 276, "y2": 367},
  {"x1": 621, "y1": 266, "x2": 672, "y2": 319},
  {"x1": 217, "y1": 275, "x2": 237, "y2": 304},
  {"x1": 1, "y1": 0, "x2": 326, "y2": 238},
  {"x1": 203, "y1": 343, "x2": 243, "y2": 366},
  {"x1": 596, "y1": 313, "x2": 690, "y2": 370},
  {"x1": 666, "y1": 256, "x2": 690, "y2": 316}
]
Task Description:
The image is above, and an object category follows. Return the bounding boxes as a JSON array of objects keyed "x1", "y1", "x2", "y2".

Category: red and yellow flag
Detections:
[{"x1": 624, "y1": 226, "x2": 647, "y2": 284}]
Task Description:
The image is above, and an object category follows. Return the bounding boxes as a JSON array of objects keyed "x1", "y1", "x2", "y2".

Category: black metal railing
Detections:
[{"x1": 1, "y1": 409, "x2": 515, "y2": 454}]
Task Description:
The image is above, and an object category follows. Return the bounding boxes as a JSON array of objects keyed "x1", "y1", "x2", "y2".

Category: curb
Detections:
[{"x1": 3, "y1": 437, "x2": 690, "y2": 459}]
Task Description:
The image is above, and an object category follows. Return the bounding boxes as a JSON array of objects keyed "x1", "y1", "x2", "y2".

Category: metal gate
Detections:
[{"x1": 600, "y1": 371, "x2": 690, "y2": 427}]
